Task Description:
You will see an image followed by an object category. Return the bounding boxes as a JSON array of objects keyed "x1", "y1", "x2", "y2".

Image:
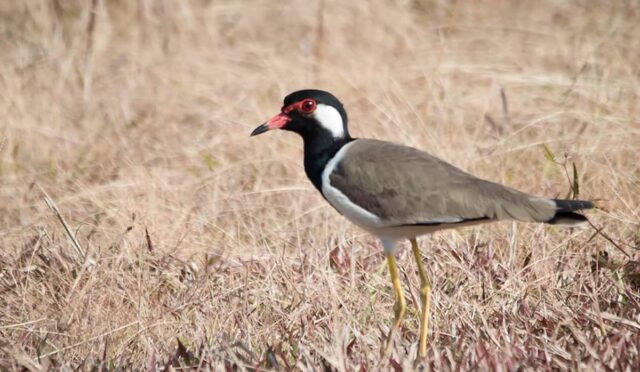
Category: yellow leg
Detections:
[
  {"x1": 384, "y1": 253, "x2": 407, "y2": 356},
  {"x1": 411, "y1": 238, "x2": 432, "y2": 358}
]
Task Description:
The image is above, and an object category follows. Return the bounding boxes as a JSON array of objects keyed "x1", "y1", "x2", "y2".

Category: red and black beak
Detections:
[{"x1": 251, "y1": 112, "x2": 291, "y2": 136}]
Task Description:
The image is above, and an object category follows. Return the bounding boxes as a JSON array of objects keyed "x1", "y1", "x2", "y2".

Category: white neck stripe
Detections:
[
  {"x1": 312, "y1": 104, "x2": 344, "y2": 138},
  {"x1": 321, "y1": 142, "x2": 382, "y2": 228}
]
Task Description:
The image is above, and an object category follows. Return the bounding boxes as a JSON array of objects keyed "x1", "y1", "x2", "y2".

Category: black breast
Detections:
[{"x1": 303, "y1": 138, "x2": 353, "y2": 193}]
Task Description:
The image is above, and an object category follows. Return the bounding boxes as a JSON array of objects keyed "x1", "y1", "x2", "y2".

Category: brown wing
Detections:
[{"x1": 329, "y1": 139, "x2": 557, "y2": 227}]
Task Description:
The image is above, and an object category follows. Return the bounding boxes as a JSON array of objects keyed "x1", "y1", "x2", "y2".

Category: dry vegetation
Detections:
[{"x1": 1, "y1": 0, "x2": 639, "y2": 370}]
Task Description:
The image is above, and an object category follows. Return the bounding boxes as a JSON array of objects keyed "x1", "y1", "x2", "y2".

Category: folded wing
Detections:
[{"x1": 328, "y1": 139, "x2": 590, "y2": 228}]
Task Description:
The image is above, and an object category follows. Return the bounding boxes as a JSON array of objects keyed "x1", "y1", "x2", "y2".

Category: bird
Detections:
[{"x1": 250, "y1": 89, "x2": 594, "y2": 358}]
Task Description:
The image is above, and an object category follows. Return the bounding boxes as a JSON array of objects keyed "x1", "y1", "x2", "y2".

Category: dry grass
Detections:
[{"x1": 1, "y1": 0, "x2": 639, "y2": 370}]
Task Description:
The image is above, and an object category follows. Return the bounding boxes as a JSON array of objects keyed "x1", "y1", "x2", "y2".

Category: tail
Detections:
[{"x1": 546, "y1": 199, "x2": 594, "y2": 225}]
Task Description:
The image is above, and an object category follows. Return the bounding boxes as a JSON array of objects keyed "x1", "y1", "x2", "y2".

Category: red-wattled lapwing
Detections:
[{"x1": 251, "y1": 89, "x2": 593, "y2": 358}]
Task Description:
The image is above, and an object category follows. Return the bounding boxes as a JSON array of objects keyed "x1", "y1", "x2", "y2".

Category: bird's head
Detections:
[{"x1": 251, "y1": 89, "x2": 350, "y2": 141}]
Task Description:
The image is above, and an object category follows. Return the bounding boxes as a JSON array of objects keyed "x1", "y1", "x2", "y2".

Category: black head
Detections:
[{"x1": 251, "y1": 89, "x2": 350, "y2": 141}]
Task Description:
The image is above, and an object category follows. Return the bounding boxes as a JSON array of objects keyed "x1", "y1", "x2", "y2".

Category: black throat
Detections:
[
  {"x1": 280, "y1": 89, "x2": 353, "y2": 193},
  {"x1": 302, "y1": 131, "x2": 353, "y2": 193}
]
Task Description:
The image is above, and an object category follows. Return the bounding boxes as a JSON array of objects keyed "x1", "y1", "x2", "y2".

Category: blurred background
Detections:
[{"x1": 1, "y1": 0, "x2": 639, "y2": 369}]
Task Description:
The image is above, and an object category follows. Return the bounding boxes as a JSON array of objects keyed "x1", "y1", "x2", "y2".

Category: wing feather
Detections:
[{"x1": 328, "y1": 139, "x2": 556, "y2": 227}]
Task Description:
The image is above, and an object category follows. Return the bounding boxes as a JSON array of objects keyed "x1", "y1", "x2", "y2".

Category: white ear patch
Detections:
[{"x1": 312, "y1": 104, "x2": 344, "y2": 138}]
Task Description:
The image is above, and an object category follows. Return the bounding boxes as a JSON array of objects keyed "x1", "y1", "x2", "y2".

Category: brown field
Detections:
[{"x1": 1, "y1": 0, "x2": 639, "y2": 370}]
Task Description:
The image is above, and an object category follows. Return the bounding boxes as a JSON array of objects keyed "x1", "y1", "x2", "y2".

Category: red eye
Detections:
[{"x1": 300, "y1": 99, "x2": 316, "y2": 114}]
